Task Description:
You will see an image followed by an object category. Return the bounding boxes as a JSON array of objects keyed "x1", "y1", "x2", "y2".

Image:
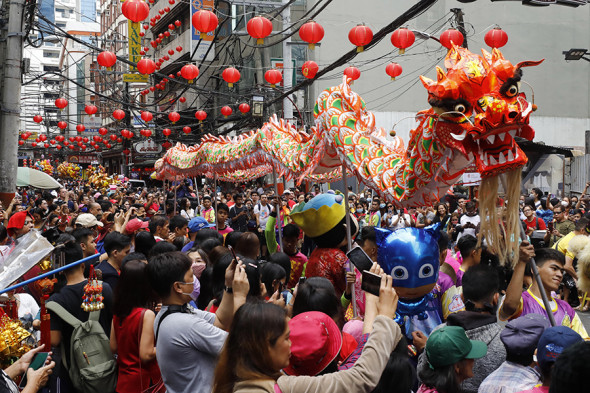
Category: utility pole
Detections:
[
  {"x1": 281, "y1": 0, "x2": 293, "y2": 122},
  {"x1": 451, "y1": 8, "x2": 468, "y2": 49},
  {"x1": 0, "y1": 0, "x2": 26, "y2": 204}
]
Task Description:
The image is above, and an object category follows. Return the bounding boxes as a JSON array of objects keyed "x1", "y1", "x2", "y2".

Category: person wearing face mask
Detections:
[
  {"x1": 354, "y1": 203, "x2": 367, "y2": 228},
  {"x1": 110, "y1": 260, "x2": 164, "y2": 393},
  {"x1": 368, "y1": 198, "x2": 382, "y2": 227}
]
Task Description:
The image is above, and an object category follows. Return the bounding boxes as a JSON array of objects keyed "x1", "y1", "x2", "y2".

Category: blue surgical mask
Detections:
[
  {"x1": 356, "y1": 208, "x2": 363, "y2": 214},
  {"x1": 380, "y1": 203, "x2": 386, "y2": 209}
]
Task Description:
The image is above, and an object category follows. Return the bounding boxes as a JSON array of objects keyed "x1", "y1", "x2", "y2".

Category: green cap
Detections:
[{"x1": 425, "y1": 326, "x2": 487, "y2": 369}]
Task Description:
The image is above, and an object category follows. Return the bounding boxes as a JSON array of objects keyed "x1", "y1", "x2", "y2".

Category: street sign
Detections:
[{"x1": 125, "y1": 21, "x2": 149, "y2": 83}]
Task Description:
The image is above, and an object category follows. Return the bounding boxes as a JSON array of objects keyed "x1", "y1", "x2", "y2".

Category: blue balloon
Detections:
[{"x1": 375, "y1": 224, "x2": 441, "y2": 290}]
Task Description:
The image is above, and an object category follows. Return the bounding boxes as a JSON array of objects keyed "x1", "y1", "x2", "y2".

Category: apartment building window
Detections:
[
  {"x1": 43, "y1": 65, "x2": 60, "y2": 72},
  {"x1": 43, "y1": 51, "x2": 60, "y2": 58}
]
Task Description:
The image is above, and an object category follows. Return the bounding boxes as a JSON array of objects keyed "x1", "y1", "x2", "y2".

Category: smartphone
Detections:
[
  {"x1": 361, "y1": 270, "x2": 382, "y2": 297},
  {"x1": 228, "y1": 245, "x2": 238, "y2": 262},
  {"x1": 548, "y1": 221, "x2": 554, "y2": 232},
  {"x1": 298, "y1": 277, "x2": 306, "y2": 286},
  {"x1": 20, "y1": 352, "x2": 49, "y2": 388},
  {"x1": 347, "y1": 246, "x2": 374, "y2": 273}
]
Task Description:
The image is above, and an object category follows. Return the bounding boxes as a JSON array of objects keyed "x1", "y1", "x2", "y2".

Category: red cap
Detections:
[
  {"x1": 7, "y1": 211, "x2": 32, "y2": 236},
  {"x1": 283, "y1": 311, "x2": 342, "y2": 376},
  {"x1": 125, "y1": 218, "x2": 148, "y2": 234}
]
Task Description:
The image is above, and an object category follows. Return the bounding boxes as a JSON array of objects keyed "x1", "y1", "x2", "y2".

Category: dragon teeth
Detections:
[
  {"x1": 489, "y1": 155, "x2": 498, "y2": 166},
  {"x1": 498, "y1": 152, "x2": 507, "y2": 164},
  {"x1": 507, "y1": 150, "x2": 514, "y2": 161},
  {"x1": 497, "y1": 132, "x2": 506, "y2": 142},
  {"x1": 509, "y1": 130, "x2": 516, "y2": 138},
  {"x1": 486, "y1": 134, "x2": 495, "y2": 144}
]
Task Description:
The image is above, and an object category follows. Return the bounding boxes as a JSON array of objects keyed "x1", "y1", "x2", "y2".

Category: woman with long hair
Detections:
[
  {"x1": 110, "y1": 260, "x2": 164, "y2": 393},
  {"x1": 179, "y1": 198, "x2": 195, "y2": 220},
  {"x1": 432, "y1": 202, "x2": 451, "y2": 231},
  {"x1": 213, "y1": 272, "x2": 402, "y2": 393}
]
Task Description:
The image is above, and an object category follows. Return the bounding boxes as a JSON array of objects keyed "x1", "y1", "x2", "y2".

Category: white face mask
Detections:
[{"x1": 561, "y1": 201, "x2": 568, "y2": 207}]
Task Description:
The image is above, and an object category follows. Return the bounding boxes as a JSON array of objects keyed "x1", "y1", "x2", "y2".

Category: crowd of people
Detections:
[{"x1": 0, "y1": 178, "x2": 590, "y2": 393}]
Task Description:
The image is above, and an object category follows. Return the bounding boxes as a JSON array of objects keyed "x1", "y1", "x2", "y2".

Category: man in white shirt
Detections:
[
  {"x1": 458, "y1": 201, "x2": 480, "y2": 241},
  {"x1": 254, "y1": 194, "x2": 273, "y2": 257}
]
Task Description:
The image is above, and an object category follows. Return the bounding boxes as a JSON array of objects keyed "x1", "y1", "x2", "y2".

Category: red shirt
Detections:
[
  {"x1": 306, "y1": 247, "x2": 348, "y2": 297},
  {"x1": 524, "y1": 216, "x2": 546, "y2": 231}
]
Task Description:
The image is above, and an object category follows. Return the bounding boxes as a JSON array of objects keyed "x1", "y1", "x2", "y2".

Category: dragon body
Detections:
[{"x1": 156, "y1": 46, "x2": 542, "y2": 209}]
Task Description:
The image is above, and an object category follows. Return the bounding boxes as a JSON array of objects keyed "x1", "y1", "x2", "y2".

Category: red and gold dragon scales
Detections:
[{"x1": 156, "y1": 45, "x2": 542, "y2": 208}]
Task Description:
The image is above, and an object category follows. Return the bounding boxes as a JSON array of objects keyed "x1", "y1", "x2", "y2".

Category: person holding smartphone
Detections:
[{"x1": 0, "y1": 344, "x2": 55, "y2": 393}]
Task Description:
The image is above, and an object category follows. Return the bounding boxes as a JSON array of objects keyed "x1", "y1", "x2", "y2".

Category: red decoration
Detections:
[
  {"x1": 82, "y1": 137, "x2": 89, "y2": 143},
  {"x1": 98, "y1": 127, "x2": 108, "y2": 135},
  {"x1": 18, "y1": 140, "x2": 24, "y2": 146},
  {"x1": 44, "y1": 143, "x2": 49, "y2": 148},
  {"x1": 55, "y1": 135, "x2": 65, "y2": 142},
  {"x1": 31, "y1": 142, "x2": 37, "y2": 147},
  {"x1": 385, "y1": 63, "x2": 402, "y2": 81},
  {"x1": 74, "y1": 136, "x2": 81, "y2": 142},
  {"x1": 181, "y1": 64, "x2": 200, "y2": 83},
  {"x1": 179, "y1": 97, "x2": 186, "y2": 103},
  {"x1": 117, "y1": 137, "x2": 122, "y2": 143},
  {"x1": 57, "y1": 121, "x2": 67, "y2": 130},
  {"x1": 168, "y1": 49, "x2": 175, "y2": 55},
  {"x1": 484, "y1": 27, "x2": 508, "y2": 49},
  {"x1": 33, "y1": 115, "x2": 43, "y2": 123},
  {"x1": 162, "y1": 128, "x2": 172, "y2": 137},
  {"x1": 301, "y1": 61, "x2": 319, "y2": 79},
  {"x1": 121, "y1": 129, "x2": 131, "y2": 138},
  {"x1": 141, "y1": 111, "x2": 153, "y2": 122},
  {"x1": 344, "y1": 66, "x2": 361, "y2": 81},
  {"x1": 299, "y1": 21, "x2": 324, "y2": 49},
  {"x1": 84, "y1": 104, "x2": 98, "y2": 116},
  {"x1": 168, "y1": 24, "x2": 175, "y2": 30},
  {"x1": 247, "y1": 16, "x2": 272, "y2": 45},
  {"x1": 195, "y1": 110, "x2": 207, "y2": 121},
  {"x1": 55, "y1": 98, "x2": 68, "y2": 110},
  {"x1": 123, "y1": 148, "x2": 131, "y2": 155},
  {"x1": 391, "y1": 28, "x2": 415, "y2": 54},
  {"x1": 113, "y1": 109, "x2": 125, "y2": 121},
  {"x1": 97, "y1": 51, "x2": 117, "y2": 70},
  {"x1": 168, "y1": 112, "x2": 180, "y2": 123},
  {"x1": 175, "y1": 20, "x2": 181, "y2": 27},
  {"x1": 192, "y1": 10, "x2": 218, "y2": 39},
  {"x1": 108, "y1": 134, "x2": 116, "y2": 141},
  {"x1": 76, "y1": 124, "x2": 85, "y2": 133},
  {"x1": 238, "y1": 103, "x2": 250, "y2": 114},
  {"x1": 264, "y1": 69, "x2": 282, "y2": 87},
  {"x1": 122, "y1": 0, "x2": 150, "y2": 23},
  {"x1": 222, "y1": 67, "x2": 240, "y2": 88},
  {"x1": 439, "y1": 29, "x2": 464, "y2": 49},
  {"x1": 39, "y1": 134, "x2": 47, "y2": 142},
  {"x1": 56, "y1": 145, "x2": 62, "y2": 150},
  {"x1": 348, "y1": 24, "x2": 373, "y2": 52},
  {"x1": 221, "y1": 106, "x2": 233, "y2": 117},
  {"x1": 176, "y1": 46, "x2": 182, "y2": 52},
  {"x1": 162, "y1": 141, "x2": 172, "y2": 149},
  {"x1": 182, "y1": 126, "x2": 191, "y2": 134},
  {"x1": 137, "y1": 58, "x2": 156, "y2": 75},
  {"x1": 143, "y1": 129, "x2": 152, "y2": 138}
]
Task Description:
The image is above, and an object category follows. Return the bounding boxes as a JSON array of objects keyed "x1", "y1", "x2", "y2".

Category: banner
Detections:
[
  {"x1": 124, "y1": 21, "x2": 148, "y2": 83},
  {"x1": 190, "y1": 0, "x2": 215, "y2": 62}
]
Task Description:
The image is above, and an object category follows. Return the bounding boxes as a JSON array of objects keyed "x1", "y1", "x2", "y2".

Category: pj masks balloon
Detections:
[{"x1": 375, "y1": 224, "x2": 441, "y2": 300}]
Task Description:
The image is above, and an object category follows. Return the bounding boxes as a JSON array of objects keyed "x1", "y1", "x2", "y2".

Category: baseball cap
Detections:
[
  {"x1": 6, "y1": 211, "x2": 33, "y2": 236},
  {"x1": 283, "y1": 311, "x2": 342, "y2": 376},
  {"x1": 500, "y1": 313, "x2": 550, "y2": 356},
  {"x1": 536, "y1": 326, "x2": 583, "y2": 373},
  {"x1": 425, "y1": 326, "x2": 487, "y2": 369},
  {"x1": 125, "y1": 218, "x2": 148, "y2": 234},
  {"x1": 76, "y1": 213, "x2": 104, "y2": 228},
  {"x1": 188, "y1": 216, "x2": 214, "y2": 233}
]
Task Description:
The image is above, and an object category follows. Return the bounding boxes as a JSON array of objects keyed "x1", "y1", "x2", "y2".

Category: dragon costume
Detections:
[{"x1": 156, "y1": 45, "x2": 542, "y2": 262}]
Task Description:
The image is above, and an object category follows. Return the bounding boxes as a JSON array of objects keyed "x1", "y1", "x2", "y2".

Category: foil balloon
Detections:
[{"x1": 375, "y1": 224, "x2": 441, "y2": 297}]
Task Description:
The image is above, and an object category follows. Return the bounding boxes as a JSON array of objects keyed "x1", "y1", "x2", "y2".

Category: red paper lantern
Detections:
[
  {"x1": 239, "y1": 103, "x2": 250, "y2": 114},
  {"x1": 113, "y1": 109, "x2": 126, "y2": 121},
  {"x1": 55, "y1": 135, "x2": 65, "y2": 142},
  {"x1": 182, "y1": 126, "x2": 191, "y2": 134},
  {"x1": 99, "y1": 127, "x2": 108, "y2": 135},
  {"x1": 348, "y1": 24, "x2": 373, "y2": 52},
  {"x1": 84, "y1": 104, "x2": 98, "y2": 116},
  {"x1": 344, "y1": 66, "x2": 361, "y2": 81},
  {"x1": 391, "y1": 28, "x2": 415, "y2": 54},
  {"x1": 121, "y1": 0, "x2": 150, "y2": 23},
  {"x1": 264, "y1": 69, "x2": 282, "y2": 87},
  {"x1": 44, "y1": 143, "x2": 50, "y2": 148},
  {"x1": 109, "y1": 134, "x2": 117, "y2": 141},
  {"x1": 117, "y1": 137, "x2": 122, "y2": 143},
  {"x1": 121, "y1": 129, "x2": 130, "y2": 138},
  {"x1": 181, "y1": 64, "x2": 200, "y2": 83},
  {"x1": 143, "y1": 129, "x2": 152, "y2": 138},
  {"x1": 247, "y1": 16, "x2": 272, "y2": 45},
  {"x1": 176, "y1": 46, "x2": 182, "y2": 52},
  {"x1": 33, "y1": 115, "x2": 43, "y2": 123},
  {"x1": 192, "y1": 9, "x2": 218, "y2": 39},
  {"x1": 56, "y1": 145, "x2": 62, "y2": 150},
  {"x1": 385, "y1": 63, "x2": 402, "y2": 81},
  {"x1": 55, "y1": 98, "x2": 68, "y2": 110},
  {"x1": 301, "y1": 61, "x2": 319, "y2": 79},
  {"x1": 195, "y1": 110, "x2": 207, "y2": 122},
  {"x1": 141, "y1": 111, "x2": 153, "y2": 122},
  {"x1": 299, "y1": 21, "x2": 324, "y2": 49},
  {"x1": 39, "y1": 134, "x2": 47, "y2": 141},
  {"x1": 221, "y1": 106, "x2": 233, "y2": 117},
  {"x1": 64, "y1": 140, "x2": 70, "y2": 145},
  {"x1": 175, "y1": 20, "x2": 181, "y2": 27},
  {"x1": 168, "y1": 111, "x2": 180, "y2": 123},
  {"x1": 20, "y1": 133, "x2": 29, "y2": 140},
  {"x1": 439, "y1": 29, "x2": 464, "y2": 49},
  {"x1": 57, "y1": 121, "x2": 67, "y2": 130},
  {"x1": 179, "y1": 97, "x2": 186, "y2": 103},
  {"x1": 137, "y1": 58, "x2": 156, "y2": 75},
  {"x1": 105, "y1": 143, "x2": 111, "y2": 149},
  {"x1": 31, "y1": 142, "x2": 37, "y2": 147},
  {"x1": 168, "y1": 24, "x2": 175, "y2": 31},
  {"x1": 222, "y1": 67, "x2": 240, "y2": 88},
  {"x1": 82, "y1": 137, "x2": 89, "y2": 143},
  {"x1": 69, "y1": 137, "x2": 76, "y2": 142},
  {"x1": 97, "y1": 51, "x2": 117, "y2": 70},
  {"x1": 484, "y1": 27, "x2": 508, "y2": 49},
  {"x1": 18, "y1": 140, "x2": 24, "y2": 146},
  {"x1": 76, "y1": 124, "x2": 85, "y2": 133},
  {"x1": 162, "y1": 128, "x2": 172, "y2": 137},
  {"x1": 74, "y1": 136, "x2": 82, "y2": 142}
]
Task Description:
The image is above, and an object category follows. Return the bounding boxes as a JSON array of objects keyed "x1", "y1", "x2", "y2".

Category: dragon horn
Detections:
[
  {"x1": 515, "y1": 59, "x2": 545, "y2": 70},
  {"x1": 481, "y1": 48, "x2": 492, "y2": 66},
  {"x1": 491, "y1": 48, "x2": 505, "y2": 63},
  {"x1": 435, "y1": 66, "x2": 446, "y2": 82},
  {"x1": 444, "y1": 42, "x2": 463, "y2": 69},
  {"x1": 419, "y1": 75, "x2": 436, "y2": 89}
]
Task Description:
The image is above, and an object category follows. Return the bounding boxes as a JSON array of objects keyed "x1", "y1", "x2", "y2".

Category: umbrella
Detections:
[{"x1": 16, "y1": 167, "x2": 62, "y2": 189}]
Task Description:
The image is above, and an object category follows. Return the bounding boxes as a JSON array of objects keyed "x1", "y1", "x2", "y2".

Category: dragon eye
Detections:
[
  {"x1": 391, "y1": 266, "x2": 409, "y2": 280},
  {"x1": 419, "y1": 264, "x2": 435, "y2": 279},
  {"x1": 505, "y1": 84, "x2": 519, "y2": 97},
  {"x1": 454, "y1": 103, "x2": 467, "y2": 113}
]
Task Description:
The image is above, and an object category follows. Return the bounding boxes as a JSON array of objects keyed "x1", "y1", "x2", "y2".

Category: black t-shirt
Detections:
[
  {"x1": 229, "y1": 204, "x2": 248, "y2": 232},
  {"x1": 94, "y1": 260, "x2": 119, "y2": 291},
  {"x1": 48, "y1": 280, "x2": 113, "y2": 371}
]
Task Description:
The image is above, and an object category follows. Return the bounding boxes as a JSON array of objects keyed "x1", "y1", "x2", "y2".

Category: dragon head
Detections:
[{"x1": 420, "y1": 45, "x2": 543, "y2": 178}]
